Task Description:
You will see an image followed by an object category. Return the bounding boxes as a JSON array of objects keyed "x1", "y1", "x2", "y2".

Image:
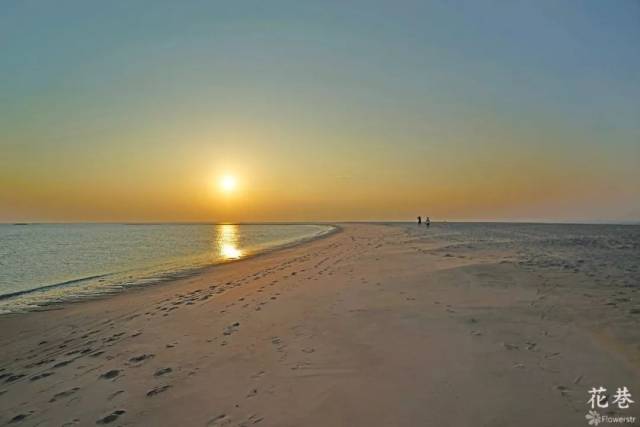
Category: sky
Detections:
[{"x1": 1, "y1": 0, "x2": 639, "y2": 223}]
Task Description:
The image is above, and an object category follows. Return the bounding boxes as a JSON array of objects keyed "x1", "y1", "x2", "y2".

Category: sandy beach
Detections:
[{"x1": 1, "y1": 223, "x2": 638, "y2": 426}]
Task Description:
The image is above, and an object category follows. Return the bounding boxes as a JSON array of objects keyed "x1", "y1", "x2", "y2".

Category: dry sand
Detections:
[{"x1": 0, "y1": 223, "x2": 638, "y2": 426}]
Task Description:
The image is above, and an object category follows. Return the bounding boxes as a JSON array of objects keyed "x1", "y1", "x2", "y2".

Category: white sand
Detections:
[{"x1": 0, "y1": 223, "x2": 638, "y2": 426}]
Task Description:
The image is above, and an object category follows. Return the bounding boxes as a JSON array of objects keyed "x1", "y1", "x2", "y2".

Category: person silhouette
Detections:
[
  {"x1": 417, "y1": 216, "x2": 422, "y2": 225},
  {"x1": 426, "y1": 217, "x2": 431, "y2": 228}
]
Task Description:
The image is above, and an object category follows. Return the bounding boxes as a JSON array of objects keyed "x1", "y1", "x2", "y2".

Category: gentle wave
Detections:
[{"x1": 0, "y1": 223, "x2": 335, "y2": 314}]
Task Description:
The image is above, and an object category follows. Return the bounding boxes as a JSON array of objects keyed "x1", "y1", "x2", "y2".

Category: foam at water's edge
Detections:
[{"x1": 0, "y1": 224, "x2": 337, "y2": 315}]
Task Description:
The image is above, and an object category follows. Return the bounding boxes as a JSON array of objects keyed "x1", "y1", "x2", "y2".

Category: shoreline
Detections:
[
  {"x1": 0, "y1": 223, "x2": 637, "y2": 426},
  {"x1": 0, "y1": 224, "x2": 340, "y2": 316}
]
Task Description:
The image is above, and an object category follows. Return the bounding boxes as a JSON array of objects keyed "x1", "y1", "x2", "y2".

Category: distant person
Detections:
[
  {"x1": 426, "y1": 217, "x2": 431, "y2": 228},
  {"x1": 417, "y1": 216, "x2": 422, "y2": 225}
]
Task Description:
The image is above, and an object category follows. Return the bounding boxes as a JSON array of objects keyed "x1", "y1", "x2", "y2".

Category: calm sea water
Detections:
[{"x1": 0, "y1": 223, "x2": 334, "y2": 313}]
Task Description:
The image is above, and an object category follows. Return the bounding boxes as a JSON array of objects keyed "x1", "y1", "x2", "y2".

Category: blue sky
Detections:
[{"x1": 1, "y1": 1, "x2": 639, "y2": 222}]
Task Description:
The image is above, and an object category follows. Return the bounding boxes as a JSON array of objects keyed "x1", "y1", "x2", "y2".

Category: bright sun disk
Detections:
[{"x1": 220, "y1": 175, "x2": 237, "y2": 192}]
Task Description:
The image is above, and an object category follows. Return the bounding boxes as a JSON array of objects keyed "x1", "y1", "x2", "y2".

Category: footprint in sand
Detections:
[
  {"x1": 154, "y1": 367, "x2": 172, "y2": 377},
  {"x1": 129, "y1": 354, "x2": 155, "y2": 364},
  {"x1": 146, "y1": 385, "x2": 172, "y2": 397},
  {"x1": 9, "y1": 412, "x2": 33, "y2": 424},
  {"x1": 30, "y1": 372, "x2": 54, "y2": 382},
  {"x1": 49, "y1": 387, "x2": 80, "y2": 403},
  {"x1": 502, "y1": 343, "x2": 519, "y2": 351},
  {"x1": 242, "y1": 414, "x2": 264, "y2": 425},
  {"x1": 251, "y1": 371, "x2": 265, "y2": 379},
  {"x1": 555, "y1": 385, "x2": 570, "y2": 396},
  {"x1": 24, "y1": 358, "x2": 54, "y2": 369},
  {"x1": 223, "y1": 322, "x2": 240, "y2": 336},
  {"x1": 108, "y1": 390, "x2": 124, "y2": 401},
  {"x1": 4, "y1": 374, "x2": 25, "y2": 383},
  {"x1": 96, "y1": 410, "x2": 126, "y2": 424},
  {"x1": 208, "y1": 414, "x2": 231, "y2": 426},
  {"x1": 52, "y1": 359, "x2": 76, "y2": 369},
  {"x1": 100, "y1": 370, "x2": 120, "y2": 380}
]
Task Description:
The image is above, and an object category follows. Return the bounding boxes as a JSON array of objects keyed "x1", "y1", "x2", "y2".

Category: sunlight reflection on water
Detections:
[{"x1": 217, "y1": 224, "x2": 243, "y2": 259}]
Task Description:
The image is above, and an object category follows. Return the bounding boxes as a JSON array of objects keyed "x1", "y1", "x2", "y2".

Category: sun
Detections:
[{"x1": 219, "y1": 175, "x2": 237, "y2": 193}]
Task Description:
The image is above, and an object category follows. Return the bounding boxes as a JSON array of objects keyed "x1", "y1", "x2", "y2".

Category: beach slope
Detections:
[{"x1": 0, "y1": 223, "x2": 638, "y2": 426}]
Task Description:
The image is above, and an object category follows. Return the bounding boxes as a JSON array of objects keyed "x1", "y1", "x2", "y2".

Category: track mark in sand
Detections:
[
  {"x1": 246, "y1": 388, "x2": 258, "y2": 398},
  {"x1": 53, "y1": 359, "x2": 75, "y2": 369},
  {"x1": 96, "y1": 410, "x2": 126, "y2": 424},
  {"x1": 129, "y1": 353, "x2": 155, "y2": 364},
  {"x1": 29, "y1": 372, "x2": 54, "y2": 381},
  {"x1": 554, "y1": 384, "x2": 570, "y2": 396},
  {"x1": 251, "y1": 371, "x2": 265, "y2": 379},
  {"x1": 103, "y1": 332, "x2": 126, "y2": 343},
  {"x1": 23, "y1": 358, "x2": 54, "y2": 369},
  {"x1": 502, "y1": 343, "x2": 519, "y2": 351},
  {"x1": 223, "y1": 322, "x2": 240, "y2": 336},
  {"x1": 49, "y1": 387, "x2": 80, "y2": 403},
  {"x1": 240, "y1": 414, "x2": 264, "y2": 425},
  {"x1": 4, "y1": 373, "x2": 25, "y2": 383},
  {"x1": 9, "y1": 412, "x2": 32, "y2": 424},
  {"x1": 208, "y1": 414, "x2": 231, "y2": 426},
  {"x1": 154, "y1": 367, "x2": 172, "y2": 377},
  {"x1": 146, "y1": 384, "x2": 172, "y2": 397},
  {"x1": 108, "y1": 390, "x2": 125, "y2": 401},
  {"x1": 100, "y1": 369, "x2": 120, "y2": 380}
]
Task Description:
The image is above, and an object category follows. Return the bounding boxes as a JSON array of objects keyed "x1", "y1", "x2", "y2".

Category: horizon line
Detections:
[{"x1": 3, "y1": 219, "x2": 639, "y2": 226}]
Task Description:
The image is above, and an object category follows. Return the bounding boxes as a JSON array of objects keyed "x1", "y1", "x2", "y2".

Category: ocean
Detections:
[{"x1": 0, "y1": 223, "x2": 334, "y2": 314}]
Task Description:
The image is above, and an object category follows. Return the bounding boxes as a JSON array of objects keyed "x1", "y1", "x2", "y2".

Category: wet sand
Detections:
[{"x1": 0, "y1": 223, "x2": 638, "y2": 426}]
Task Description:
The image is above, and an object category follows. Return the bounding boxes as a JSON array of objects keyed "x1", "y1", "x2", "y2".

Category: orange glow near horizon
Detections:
[{"x1": 1, "y1": 2, "x2": 639, "y2": 223}]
